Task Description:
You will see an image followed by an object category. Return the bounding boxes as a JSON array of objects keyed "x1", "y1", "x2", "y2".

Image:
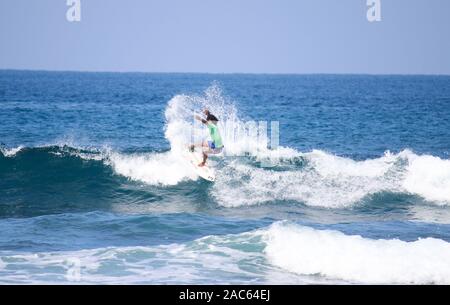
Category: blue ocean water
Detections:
[{"x1": 1, "y1": 70, "x2": 450, "y2": 284}]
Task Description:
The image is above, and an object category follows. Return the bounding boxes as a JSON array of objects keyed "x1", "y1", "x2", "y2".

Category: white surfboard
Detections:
[{"x1": 183, "y1": 150, "x2": 216, "y2": 182}]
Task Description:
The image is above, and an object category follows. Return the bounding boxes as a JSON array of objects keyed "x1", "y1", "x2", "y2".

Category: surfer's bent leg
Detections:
[
  {"x1": 198, "y1": 141, "x2": 215, "y2": 167},
  {"x1": 199, "y1": 145, "x2": 223, "y2": 167},
  {"x1": 199, "y1": 151, "x2": 208, "y2": 167}
]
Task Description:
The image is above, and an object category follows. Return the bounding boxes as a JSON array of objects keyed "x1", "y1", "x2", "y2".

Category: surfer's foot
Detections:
[{"x1": 198, "y1": 162, "x2": 206, "y2": 167}]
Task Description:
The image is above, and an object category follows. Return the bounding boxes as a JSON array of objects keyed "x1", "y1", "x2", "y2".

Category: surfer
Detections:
[{"x1": 190, "y1": 109, "x2": 224, "y2": 167}]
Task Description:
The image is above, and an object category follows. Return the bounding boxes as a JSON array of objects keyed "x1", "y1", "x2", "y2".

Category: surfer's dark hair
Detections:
[{"x1": 206, "y1": 113, "x2": 219, "y2": 122}]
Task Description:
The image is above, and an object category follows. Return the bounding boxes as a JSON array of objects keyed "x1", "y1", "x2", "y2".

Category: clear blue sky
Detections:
[{"x1": 1, "y1": 0, "x2": 449, "y2": 74}]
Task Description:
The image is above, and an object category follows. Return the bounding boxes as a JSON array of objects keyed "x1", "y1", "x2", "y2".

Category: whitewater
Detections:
[{"x1": 1, "y1": 71, "x2": 450, "y2": 284}]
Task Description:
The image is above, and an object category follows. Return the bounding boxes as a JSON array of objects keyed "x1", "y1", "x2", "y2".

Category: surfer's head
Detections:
[{"x1": 203, "y1": 109, "x2": 219, "y2": 123}]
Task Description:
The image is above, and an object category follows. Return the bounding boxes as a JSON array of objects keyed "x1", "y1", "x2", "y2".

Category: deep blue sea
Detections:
[{"x1": 1, "y1": 70, "x2": 450, "y2": 284}]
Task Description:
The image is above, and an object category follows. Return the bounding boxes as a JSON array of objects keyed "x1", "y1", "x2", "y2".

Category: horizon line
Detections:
[{"x1": 1, "y1": 68, "x2": 450, "y2": 77}]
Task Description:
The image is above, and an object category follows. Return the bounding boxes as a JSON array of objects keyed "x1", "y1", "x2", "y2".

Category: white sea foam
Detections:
[
  {"x1": 0, "y1": 146, "x2": 24, "y2": 157},
  {"x1": 2, "y1": 223, "x2": 449, "y2": 284},
  {"x1": 71, "y1": 84, "x2": 450, "y2": 206},
  {"x1": 212, "y1": 149, "x2": 450, "y2": 207},
  {"x1": 164, "y1": 84, "x2": 295, "y2": 159},
  {"x1": 106, "y1": 84, "x2": 286, "y2": 185},
  {"x1": 107, "y1": 151, "x2": 197, "y2": 186},
  {"x1": 0, "y1": 233, "x2": 268, "y2": 284},
  {"x1": 263, "y1": 222, "x2": 450, "y2": 284},
  {"x1": 212, "y1": 153, "x2": 387, "y2": 208},
  {"x1": 403, "y1": 154, "x2": 450, "y2": 205}
]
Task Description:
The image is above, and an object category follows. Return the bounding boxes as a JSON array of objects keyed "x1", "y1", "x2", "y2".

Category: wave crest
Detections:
[
  {"x1": 263, "y1": 222, "x2": 450, "y2": 284},
  {"x1": 212, "y1": 149, "x2": 450, "y2": 207}
]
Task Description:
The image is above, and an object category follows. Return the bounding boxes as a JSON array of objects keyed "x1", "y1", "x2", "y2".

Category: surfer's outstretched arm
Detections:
[{"x1": 194, "y1": 115, "x2": 207, "y2": 124}]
